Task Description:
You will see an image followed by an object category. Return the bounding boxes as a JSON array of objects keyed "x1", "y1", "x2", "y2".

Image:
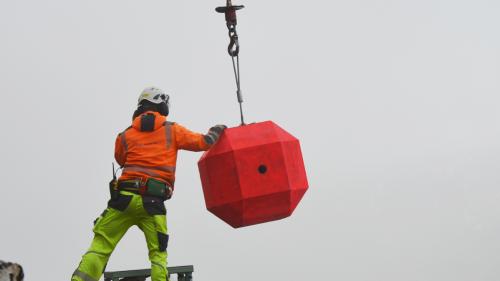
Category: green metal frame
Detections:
[{"x1": 104, "y1": 265, "x2": 194, "y2": 281}]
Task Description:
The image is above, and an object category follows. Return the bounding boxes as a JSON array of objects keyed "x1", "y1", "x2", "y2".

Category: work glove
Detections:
[{"x1": 204, "y1": 124, "x2": 227, "y2": 145}]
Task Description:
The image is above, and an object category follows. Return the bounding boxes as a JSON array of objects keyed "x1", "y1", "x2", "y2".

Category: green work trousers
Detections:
[{"x1": 72, "y1": 191, "x2": 169, "y2": 281}]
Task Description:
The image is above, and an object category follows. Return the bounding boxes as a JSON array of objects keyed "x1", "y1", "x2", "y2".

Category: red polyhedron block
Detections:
[{"x1": 198, "y1": 121, "x2": 309, "y2": 228}]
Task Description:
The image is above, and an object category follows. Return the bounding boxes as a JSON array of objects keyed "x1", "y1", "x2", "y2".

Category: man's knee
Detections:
[{"x1": 149, "y1": 250, "x2": 167, "y2": 264}]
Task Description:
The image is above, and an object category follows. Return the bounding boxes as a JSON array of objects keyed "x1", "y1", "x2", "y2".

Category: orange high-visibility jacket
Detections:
[{"x1": 115, "y1": 111, "x2": 211, "y2": 187}]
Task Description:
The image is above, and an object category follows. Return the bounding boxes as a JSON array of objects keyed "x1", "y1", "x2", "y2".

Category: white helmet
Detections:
[{"x1": 138, "y1": 87, "x2": 170, "y2": 106}]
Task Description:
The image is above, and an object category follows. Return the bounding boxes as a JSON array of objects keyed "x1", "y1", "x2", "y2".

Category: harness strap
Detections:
[{"x1": 118, "y1": 179, "x2": 172, "y2": 199}]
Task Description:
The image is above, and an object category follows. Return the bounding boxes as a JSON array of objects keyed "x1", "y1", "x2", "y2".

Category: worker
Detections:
[{"x1": 71, "y1": 87, "x2": 226, "y2": 281}]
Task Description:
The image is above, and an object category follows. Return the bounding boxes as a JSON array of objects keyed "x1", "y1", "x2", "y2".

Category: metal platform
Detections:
[{"x1": 104, "y1": 265, "x2": 193, "y2": 281}]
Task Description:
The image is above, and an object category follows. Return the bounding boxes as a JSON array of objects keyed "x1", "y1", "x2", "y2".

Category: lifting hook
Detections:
[
  {"x1": 216, "y1": 0, "x2": 246, "y2": 125},
  {"x1": 216, "y1": 0, "x2": 245, "y2": 57}
]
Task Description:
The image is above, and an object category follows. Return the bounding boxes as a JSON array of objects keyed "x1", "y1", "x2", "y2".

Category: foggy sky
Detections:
[{"x1": 1, "y1": 1, "x2": 499, "y2": 281}]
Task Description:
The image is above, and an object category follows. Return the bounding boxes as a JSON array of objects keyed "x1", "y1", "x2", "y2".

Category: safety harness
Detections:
[
  {"x1": 111, "y1": 115, "x2": 175, "y2": 201},
  {"x1": 117, "y1": 178, "x2": 172, "y2": 200}
]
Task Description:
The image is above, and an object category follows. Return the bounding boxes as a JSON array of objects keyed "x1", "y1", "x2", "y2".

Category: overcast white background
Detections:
[{"x1": 1, "y1": 0, "x2": 500, "y2": 280}]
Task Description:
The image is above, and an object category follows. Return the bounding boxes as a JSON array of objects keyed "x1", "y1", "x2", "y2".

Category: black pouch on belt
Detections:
[
  {"x1": 109, "y1": 178, "x2": 120, "y2": 200},
  {"x1": 146, "y1": 178, "x2": 167, "y2": 199}
]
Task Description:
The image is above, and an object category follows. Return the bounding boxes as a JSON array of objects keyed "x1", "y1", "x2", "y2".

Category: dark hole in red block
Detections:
[{"x1": 258, "y1": 164, "x2": 267, "y2": 174}]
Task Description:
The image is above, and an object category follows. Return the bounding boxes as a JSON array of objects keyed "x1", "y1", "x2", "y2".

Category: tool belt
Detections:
[{"x1": 116, "y1": 178, "x2": 172, "y2": 200}]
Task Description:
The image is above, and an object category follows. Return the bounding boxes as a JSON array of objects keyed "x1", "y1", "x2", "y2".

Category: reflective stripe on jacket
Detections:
[{"x1": 115, "y1": 111, "x2": 211, "y2": 187}]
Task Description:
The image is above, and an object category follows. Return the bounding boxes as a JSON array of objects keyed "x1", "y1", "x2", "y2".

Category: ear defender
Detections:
[{"x1": 158, "y1": 102, "x2": 169, "y2": 116}]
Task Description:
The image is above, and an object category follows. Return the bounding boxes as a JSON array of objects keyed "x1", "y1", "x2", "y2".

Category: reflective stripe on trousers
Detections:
[{"x1": 72, "y1": 269, "x2": 97, "y2": 281}]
